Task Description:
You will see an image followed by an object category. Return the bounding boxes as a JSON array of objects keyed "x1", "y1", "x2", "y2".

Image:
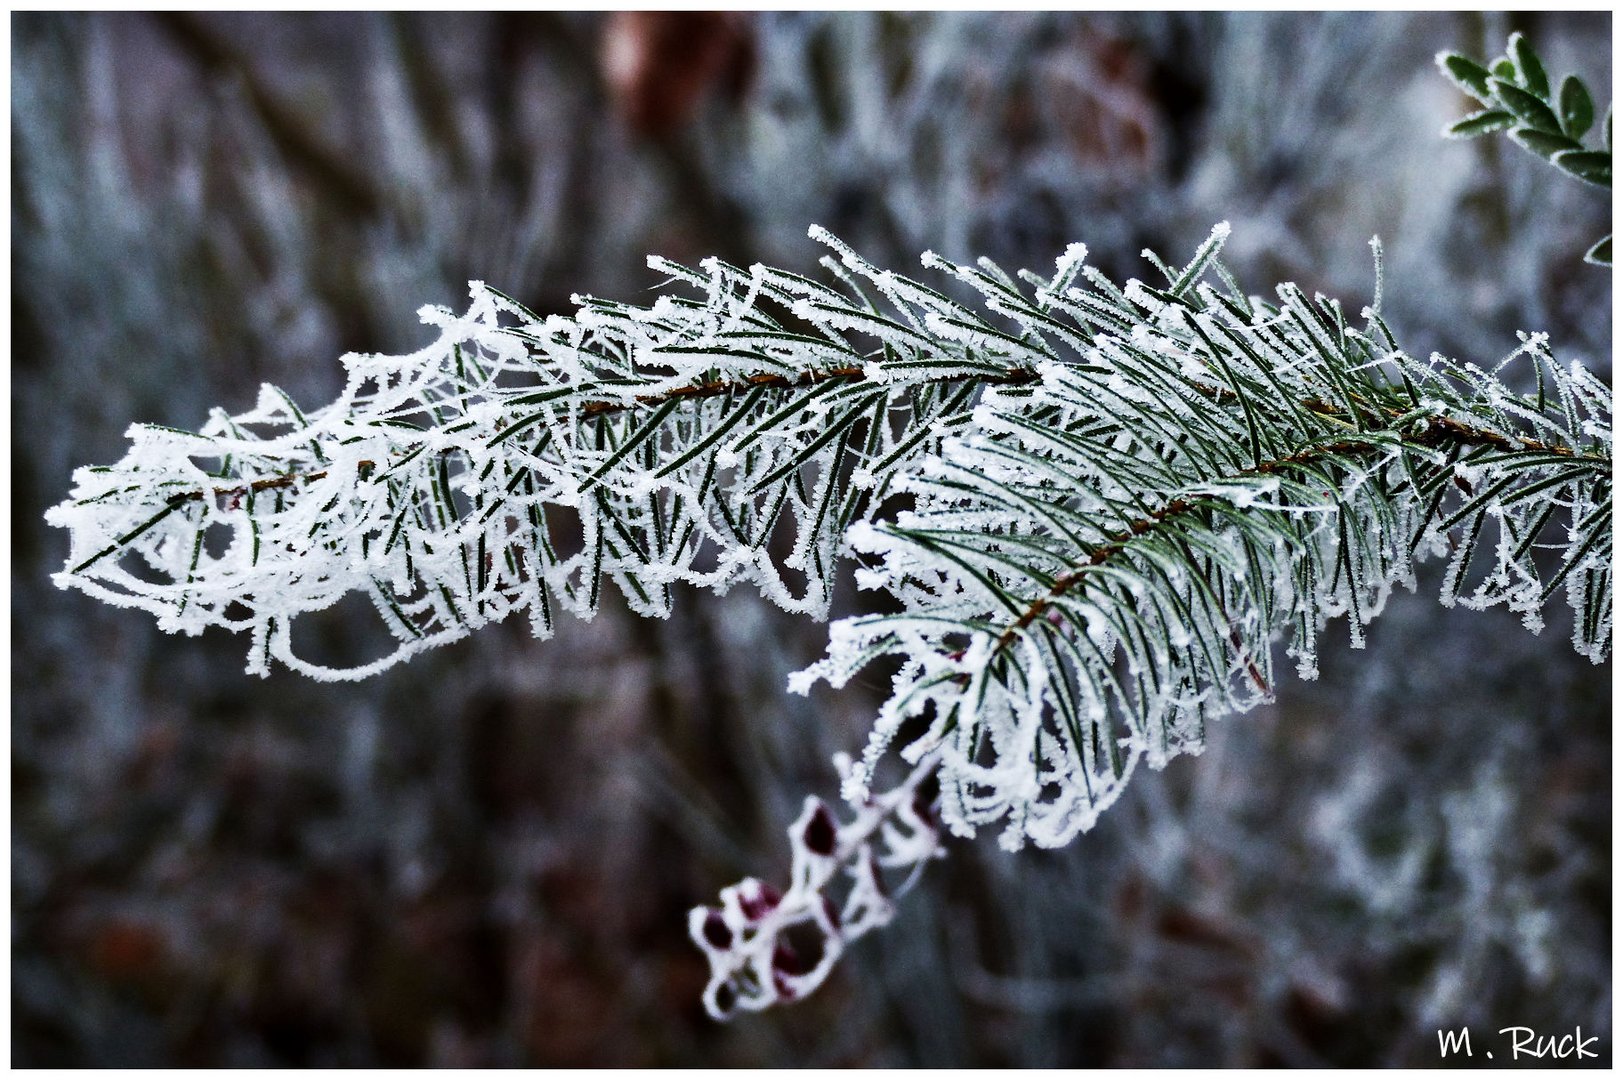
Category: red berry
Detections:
[
  {"x1": 804, "y1": 804, "x2": 837, "y2": 856},
  {"x1": 740, "y1": 882, "x2": 781, "y2": 922},
  {"x1": 702, "y1": 910, "x2": 731, "y2": 949}
]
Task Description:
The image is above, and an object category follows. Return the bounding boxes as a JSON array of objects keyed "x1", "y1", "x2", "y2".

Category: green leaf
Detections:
[
  {"x1": 1511, "y1": 126, "x2": 1584, "y2": 159},
  {"x1": 1492, "y1": 58, "x2": 1516, "y2": 82},
  {"x1": 1492, "y1": 78, "x2": 1562, "y2": 134},
  {"x1": 1509, "y1": 32, "x2": 1549, "y2": 98},
  {"x1": 582, "y1": 397, "x2": 681, "y2": 489},
  {"x1": 1446, "y1": 109, "x2": 1515, "y2": 139},
  {"x1": 69, "y1": 502, "x2": 187, "y2": 573},
  {"x1": 1583, "y1": 234, "x2": 1612, "y2": 266},
  {"x1": 747, "y1": 392, "x2": 882, "y2": 492},
  {"x1": 1438, "y1": 51, "x2": 1493, "y2": 100},
  {"x1": 1553, "y1": 148, "x2": 1612, "y2": 187},
  {"x1": 1559, "y1": 75, "x2": 1595, "y2": 139}
]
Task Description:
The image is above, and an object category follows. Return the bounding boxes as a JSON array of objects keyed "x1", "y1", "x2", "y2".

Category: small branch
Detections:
[
  {"x1": 157, "y1": 361, "x2": 1595, "y2": 518},
  {"x1": 690, "y1": 749, "x2": 944, "y2": 1019},
  {"x1": 162, "y1": 366, "x2": 1042, "y2": 504},
  {"x1": 168, "y1": 472, "x2": 316, "y2": 505},
  {"x1": 992, "y1": 494, "x2": 1199, "y2": 652},
  {"x1": 580, "y1": 362, "x2": 1040, "y2": 417}
]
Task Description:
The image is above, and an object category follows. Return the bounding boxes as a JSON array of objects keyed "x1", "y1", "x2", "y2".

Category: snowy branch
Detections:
[{"x1": 48, "y1": 222, "x2": 1611, "y2": 1014}]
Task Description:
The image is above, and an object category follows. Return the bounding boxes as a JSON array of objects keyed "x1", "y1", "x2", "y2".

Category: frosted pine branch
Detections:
[
  {"x1": 791, "y1": 237, "x2": 1608, "y2": 857},
  {"x1": 47, "y1": 224, "x2": 1611, "y2": 1015}
]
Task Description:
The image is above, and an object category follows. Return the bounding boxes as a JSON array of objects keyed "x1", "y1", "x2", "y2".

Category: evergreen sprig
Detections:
[
  {"x1": 49, "y1": 223, "x2": 1611, "y2": 1009},
  {"x1": 1438, "y1": 31, "x2": 1612, "y2": 265}
]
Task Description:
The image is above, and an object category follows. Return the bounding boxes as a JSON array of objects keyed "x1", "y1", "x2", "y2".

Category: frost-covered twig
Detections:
[
  {"x1": 795, "y1": 269, "x2": 1610, "y2": 851},
  {"x1": 46, "y1": 232, "x2": 1057, "y2": 681}
]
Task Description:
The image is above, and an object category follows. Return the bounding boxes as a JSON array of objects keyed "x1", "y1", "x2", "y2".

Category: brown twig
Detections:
[
  {"x1": 166, "y1": 362, "x2": 1595, "y2": 511},
  {"x1": 578, "y1": 363, "x2": 1038, "y2": 417}
]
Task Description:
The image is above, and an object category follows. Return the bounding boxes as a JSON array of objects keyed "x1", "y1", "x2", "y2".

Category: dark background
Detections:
[{"x1": 12, "y1": 11, "x2": 1611, "y2": 1067}]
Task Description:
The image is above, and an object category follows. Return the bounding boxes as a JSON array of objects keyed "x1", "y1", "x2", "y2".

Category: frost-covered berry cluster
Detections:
[{"x1": 688, "y1": 752, "x2": 943, "y2": 1019}]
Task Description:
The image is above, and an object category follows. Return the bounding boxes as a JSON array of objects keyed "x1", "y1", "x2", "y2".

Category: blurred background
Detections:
[{"x1": 11, "y1": 10, "x2": 1611, "y2": 1067}]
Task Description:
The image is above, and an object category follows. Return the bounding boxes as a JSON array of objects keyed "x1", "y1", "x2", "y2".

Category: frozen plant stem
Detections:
[
  {"x1": 990, "y1": 415, "x2": 1592, "y2": 654},
  {"x1": 146, "y1": 362, "x2": 1581, "y2": 521}
]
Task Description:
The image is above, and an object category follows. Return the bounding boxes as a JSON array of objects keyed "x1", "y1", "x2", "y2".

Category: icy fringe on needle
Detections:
[
  {"x1": 689, "y1": 751, "x2": 943, "y2": 1020},
  {"x1": 48, "y1": 224, "x2": 1611, "y2": 1013}
]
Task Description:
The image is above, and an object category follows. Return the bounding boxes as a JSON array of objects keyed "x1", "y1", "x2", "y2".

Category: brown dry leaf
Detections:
[
  {"x1": 600, "y1": 12, "x2": 755, "y2": 138},
  {"x1": 80, "y1": 914, "x2": 170, "y2": 992},
  {"x1": 1045, "y1": 30, "x2": 1161, "y2": 176}
]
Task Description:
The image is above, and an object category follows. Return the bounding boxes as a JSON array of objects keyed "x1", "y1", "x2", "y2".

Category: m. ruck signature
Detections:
[{"x1": 1437, "y1": 1025, "x2": 1600, "y2": 1061}]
